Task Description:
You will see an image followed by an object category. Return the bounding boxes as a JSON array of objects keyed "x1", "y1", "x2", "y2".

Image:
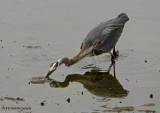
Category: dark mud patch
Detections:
[
  {"x1": 0, "y1": 97, "x2": 24, "y2": 101},
  {"x1": 23, "y1": 46, "x2": 41, "y2": 49},
  {"x1": 140, "y1": 103, "x2": 155, "y2": 107},
  {"x1": 29, "y1": 76, "x2": 52, "y2": 84},
  {"x1": 111, "y1": 106, "x2": 134, "y2": 112},
  {"x1": 99, "y1": 106, "x2": 134, "y2": 112},
  {"x1": 137, "y1": 109, "x2": 156, "y2": 113}
]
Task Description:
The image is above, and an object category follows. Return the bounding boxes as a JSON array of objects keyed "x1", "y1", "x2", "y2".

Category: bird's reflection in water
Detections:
[{"x1": 49, "y1": 60, "x2": 128, "y2": 97}]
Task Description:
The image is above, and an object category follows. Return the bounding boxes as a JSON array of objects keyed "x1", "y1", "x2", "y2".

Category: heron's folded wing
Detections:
[{"x1": 100, "y1": 26, "x2": 118, "y2": 43}]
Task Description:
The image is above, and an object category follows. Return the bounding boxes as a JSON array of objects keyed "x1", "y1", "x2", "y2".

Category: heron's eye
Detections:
[{"x1": 55, "y1": 62, "x2": 59, "y2": 67}]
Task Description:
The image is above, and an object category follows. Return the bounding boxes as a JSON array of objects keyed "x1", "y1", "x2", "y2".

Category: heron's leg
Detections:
[
  {"x1": 113, "y1": 47, "x2": 119, "y2": 57},
  {"x1": 107, "y1": 59, "x2": 116, "y2": 77},
  {"x1": 109, "y1": 48, "x2": 119, "y2": 60},
  {"x1": 107, "y1": 60, "x2": 113, "y2": 73},
  {"x1": 112, "y1": 60, "x2": 116, "y2": 77},
  {"x1": 109, "y1": 51, "x2": 115, "y2": 58}
]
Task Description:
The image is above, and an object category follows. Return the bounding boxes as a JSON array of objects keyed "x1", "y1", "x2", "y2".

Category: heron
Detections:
[{"x1": 45, "y1": 13, "x2": 129, "y2": 78}]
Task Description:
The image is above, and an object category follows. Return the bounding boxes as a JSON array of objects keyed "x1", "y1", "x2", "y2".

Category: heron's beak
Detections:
[
  {"x1": 45, "y1": 70, "x2": 55, "y2": 78},
  {"x1": 45, "y1": 62, "x2": 59, "y2": 78}
]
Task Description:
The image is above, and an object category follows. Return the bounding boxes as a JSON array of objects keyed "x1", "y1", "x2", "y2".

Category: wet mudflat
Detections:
[{"x1": 1, "y1": 0, "x2": 160, "y2": 113}]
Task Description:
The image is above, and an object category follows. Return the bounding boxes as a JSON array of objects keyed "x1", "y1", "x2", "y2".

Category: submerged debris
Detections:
[{"x1": 16, "y1": 97, "x2": 24, "y2": 101}]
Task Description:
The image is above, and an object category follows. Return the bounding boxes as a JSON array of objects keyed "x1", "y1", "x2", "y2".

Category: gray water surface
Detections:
[{"x1": 1, "y1": 0, "x2": 160, "y2": 113}]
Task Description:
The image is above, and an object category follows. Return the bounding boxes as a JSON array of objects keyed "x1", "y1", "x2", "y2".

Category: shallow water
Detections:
[{"x1": 1, "y1": 0, "x2": 160, "y2": 113}]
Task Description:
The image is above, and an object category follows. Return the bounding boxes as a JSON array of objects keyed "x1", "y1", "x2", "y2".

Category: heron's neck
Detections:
[
  {"x1": 58, "y1": 46, "x2": 94, "y2": 66},
  {"x1": 58, "y1": 57, "x2": 78, "y2": 66}
]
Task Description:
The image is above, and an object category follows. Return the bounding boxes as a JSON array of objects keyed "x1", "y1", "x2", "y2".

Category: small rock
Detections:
[
  {"x1": 2, "y1": 46, "x2": 4, "y2": 48},
  {"x1": 0, "y1": 40, "x2": 2, "y2": 42},
  {"x1": 66, "y1": 98, "x2": 70, "y2": 103},
  {"x1": 150, "y1": 94, "x2": 153, "y2": 98},
  {"x1": 119, "y1": 101, "x2": 122, "y2": 103},
  {"x1": 41, "y1": 102, "x2": 44, "y2": 106},
  {"x1": 145, "y1": 60, "x2": 147, "y2": 63},
  {"x1": 40, "y1": 101, "x2": 46, "y2": 106}
]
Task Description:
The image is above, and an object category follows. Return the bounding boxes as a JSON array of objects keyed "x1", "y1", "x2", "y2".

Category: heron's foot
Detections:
[
  {"x1": 113, "y1": 50, "x2": 119, "y2": 57},
  {"x1": 111, "y1": 50, "x2": 119, "y2": 60}
]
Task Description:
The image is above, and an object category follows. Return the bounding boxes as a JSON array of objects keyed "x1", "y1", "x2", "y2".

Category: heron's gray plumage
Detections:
[{"x1": 82, "y1": 13, "x2": 129, "y2": 55}]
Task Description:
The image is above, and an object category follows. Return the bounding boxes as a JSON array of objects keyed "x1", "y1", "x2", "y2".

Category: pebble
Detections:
[
  {"x1": 150, "y1": 94, "x2": 153, "y2": 99},
  {"x1": 41, "y1": 102, "x2": 44, "y2": 106},
  {"x1": 66, "y1": 98, "x2": 70, "y2": 103},
  {"x1": 41, "y1": 101, "x2": 46, "y2": 106}
]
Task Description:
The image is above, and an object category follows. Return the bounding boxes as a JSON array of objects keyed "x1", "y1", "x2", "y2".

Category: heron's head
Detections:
[
  {"x1": 117, "y1": 13, "x2": 129, "y2": 23},
  {"x1": 45, "y1": 61, "x2": 59, "y2": 78}
]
